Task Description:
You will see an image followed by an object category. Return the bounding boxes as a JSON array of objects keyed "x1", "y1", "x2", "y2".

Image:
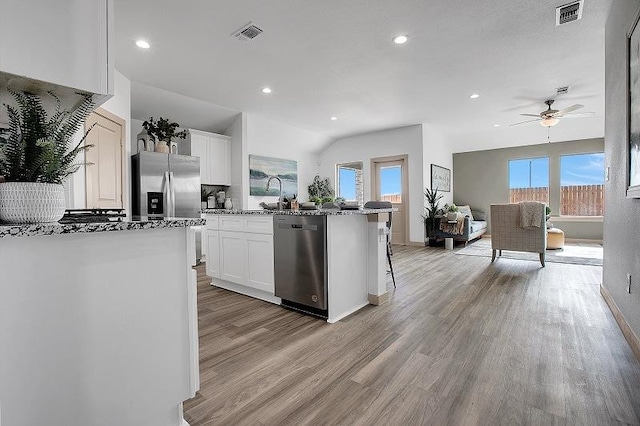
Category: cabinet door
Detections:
[
  {"x1": 208, "y1": 136, "x2": 231, "y2": 186},
  {"x1": 205, "y1": 230, "x2": 220, "y2": 279},
  {"x1": 219, "y1": 231, "x2": 246, "y2": 284},
  {"x1": 189, "y1": 133, "x2": 210, "y2": 184},
  {"x1": 0, "y1": 0, "x2": 112, "y2": 96},
  {"x1": 246, "y1": 233, "x2": 275, "y2": 293}
]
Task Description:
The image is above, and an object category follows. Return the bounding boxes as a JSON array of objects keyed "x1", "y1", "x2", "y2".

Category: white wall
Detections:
[
  {"x1": 603, "y1": 0, "x2": 640, "y2": 347},
  {"x1": 69, "y1": 69, "x2": 131, "y2": 211},
  {"x1": 422, "y1": 124, "x2": 454, "y2": 207},
  {"x1": 243, "y1": 114, "x2": 331, "y2": 209},
  {"x1": 319, "y1": 125, "x2": 425, "y2": 243}
]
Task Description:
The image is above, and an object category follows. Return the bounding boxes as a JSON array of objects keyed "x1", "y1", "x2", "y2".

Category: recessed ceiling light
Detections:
[
  {"x1": 470, "y1": 93, "x2": 480, "y2": 99},
  {"x1": 494, "y1": 124, "x2": 500, "y2": 127},
  {"x1": 392, "y1": 35, "x2": 409, "y2": 44},
  {"x1": 330, "y1": 116, "x2": 338, "y2": 121},
  {"x1": 261, "y1": 87, "x2": 272, "y2": 94},
  {"x1": 135, "y1": 39, "x2": 150, "y2": 49}
]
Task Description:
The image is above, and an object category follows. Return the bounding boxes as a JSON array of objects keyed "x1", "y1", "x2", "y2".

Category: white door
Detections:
[
  {"x1": 219, "y1": 231, "x2": 246, "y2": 284},
  {"x1": 189, "y1": 133, "x2": 209, "y2": 184},
  {"x1": 205, "y1": 230, "x2": 220, "y2": 279},
  {"x1": 246, "y1": 233, "x2": 274, "y2": 293},
  {"x1": 373, "y1": 157, "x2": 407, "y2": 245},
  {"x1": 85, "y1": 110, "x2": 124, "y2": 209},
  {"x1": 208, "y1": 135, "x2": 231, "y2": 186}
]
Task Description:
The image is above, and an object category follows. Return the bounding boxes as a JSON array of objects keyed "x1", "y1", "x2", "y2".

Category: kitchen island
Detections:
[
  {"x1": 0, "y1": 218, "x2": 203, "y2": 426},
  {"x1": 202, "y1": 208, "x2": 393, "y2": 323}
]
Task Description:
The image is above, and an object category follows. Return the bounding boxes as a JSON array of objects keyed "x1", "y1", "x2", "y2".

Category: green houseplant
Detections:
[
  {"x1": 0, "y1": 90, "x2": 95, "y2": 223},
  {"x1": 446, "y1": 203, "x2": 459, "y2": 221},
  {"x1": 142, "y1": 116, "x2": 188, "y2": 153},
  {"x1": 423, "y1": 187, "x2": 443, "y2": 245},
  {"x1": 307, "y1": 175, "x2": 334, "y2": 205}
]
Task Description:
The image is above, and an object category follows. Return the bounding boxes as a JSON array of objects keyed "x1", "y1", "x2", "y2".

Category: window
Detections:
[
  {"x1": 336, "y1": 162, "x2": 363, "y2": 204},
  {"x1": 379, "y1": 164, "x2": 402, "y2": 203},
  {"x1": 509, "y1": 157, "x2": 550, "y2": 204},
  {"x1": 560, "y1": 153, "x2": 605, "y2": 216}
]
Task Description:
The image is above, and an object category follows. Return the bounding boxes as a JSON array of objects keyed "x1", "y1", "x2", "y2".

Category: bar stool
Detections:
[{"x1": 364, "y1": 201, "x2": 396, "y2": 288}]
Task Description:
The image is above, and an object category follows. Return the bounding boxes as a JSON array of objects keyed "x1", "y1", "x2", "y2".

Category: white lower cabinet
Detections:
[
  {"x1": 220, "y1": 231, "x2": 247, "y2": 284},
  {"x1": 205, "y1": 215, "x2": 275, "y2": 295},
  {"x1": 205, "y1": 230, "x2": 220, "y2": 278},
  {"x1": 246, "y1": 233, "x2": 274, "y2": 293}
]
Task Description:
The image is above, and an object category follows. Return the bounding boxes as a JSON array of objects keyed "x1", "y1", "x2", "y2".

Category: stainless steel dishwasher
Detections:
[{"x1": 274, "y1": 215, "x2": 328, "y2": 318}]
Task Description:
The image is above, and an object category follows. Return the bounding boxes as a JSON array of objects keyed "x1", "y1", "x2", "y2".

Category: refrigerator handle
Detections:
[
  {"x1": 169, "y1": 171, "x2": 176, "y2": 217},
  {"x1": 163, "y1": 171, "x2": 171, "y2": 218}
]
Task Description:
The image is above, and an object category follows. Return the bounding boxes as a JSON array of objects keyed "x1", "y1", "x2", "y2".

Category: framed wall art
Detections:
[
  {"x1": 628, "y1": 11, "x2": 640, "y2": 198},
  {"x1": 431, "y1": 164, "x2": 451, "y2": 192}
]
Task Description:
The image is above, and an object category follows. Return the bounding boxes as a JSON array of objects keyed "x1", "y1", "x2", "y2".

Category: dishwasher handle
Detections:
[{"x1": 278, "y1": 223, "x2": 318, "y2": 231}]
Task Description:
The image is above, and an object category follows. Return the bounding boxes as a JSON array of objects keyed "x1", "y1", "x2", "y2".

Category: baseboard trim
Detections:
[
  {"x1": 368, "y1": 292, "x2": 389, "y2": 306},
  {"x1": 600, "y1": 284, "x2": 640, "y2": 363}
]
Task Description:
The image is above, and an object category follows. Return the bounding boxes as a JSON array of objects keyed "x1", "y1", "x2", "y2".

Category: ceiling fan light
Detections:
[{"x1": 540, "y1": 117, "x2": 560, "y2": 127}]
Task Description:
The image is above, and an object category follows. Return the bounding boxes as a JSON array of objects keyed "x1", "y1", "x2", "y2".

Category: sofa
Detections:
[{"x1": 433, "y1": 207, "x2": 487, "y2": 246}]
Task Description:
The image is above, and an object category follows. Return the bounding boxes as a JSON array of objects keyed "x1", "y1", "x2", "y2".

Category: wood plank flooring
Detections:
[{"x1": 184, "y1": 245, "x2": 640, "y2": 425}]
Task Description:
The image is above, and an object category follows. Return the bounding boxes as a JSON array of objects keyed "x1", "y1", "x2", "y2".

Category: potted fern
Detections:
[
  {"x1": 142, "y1": 117, "x2": 187, "y2": 153},
  {"x1": 0, "y1": 90, "x2": 95, "y2": 224}
]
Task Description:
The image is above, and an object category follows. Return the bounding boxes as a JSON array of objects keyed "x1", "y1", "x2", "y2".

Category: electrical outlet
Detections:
[{"x1": 628, "y1": 273, "x2": 632, "y2": 294}]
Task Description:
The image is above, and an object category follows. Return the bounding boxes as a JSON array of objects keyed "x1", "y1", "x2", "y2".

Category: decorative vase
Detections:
[
  {"x1": 447, "y1": 212, "x2": 458, "y2": 221},
  {"x1": 154, "y1": 140, "x2": 170, "y2": 153},
  {"x1": 0, "y1": 182, "x2": 66, "y2": 224},
  {"x1": 224, "y1": 198, "x2": 233, "y2": 210}
]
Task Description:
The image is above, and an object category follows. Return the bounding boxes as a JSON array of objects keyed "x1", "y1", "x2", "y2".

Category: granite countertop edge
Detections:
[
  {"x1": 201, "y1": 208, "x2": 394, "y2": 216},
  {"x1": 0, "y1": 218, "x2": 205, "y2": 239}
]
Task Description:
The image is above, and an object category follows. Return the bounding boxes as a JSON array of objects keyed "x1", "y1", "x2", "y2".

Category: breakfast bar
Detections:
[
  {"x1": 0, "y1": 219, "x2": 203, "y2": 426},
  {"x1": 202, "y1": 208, "x2": 393, "y2": 323}
]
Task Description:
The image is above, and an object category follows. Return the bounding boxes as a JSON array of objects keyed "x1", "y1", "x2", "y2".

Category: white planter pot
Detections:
[
  {"x1": 447, "y1": 212, "x2": 458, "y2": 221},
  {"x1": 0, "y1": 182, "x2": 66, "y2": 224}
]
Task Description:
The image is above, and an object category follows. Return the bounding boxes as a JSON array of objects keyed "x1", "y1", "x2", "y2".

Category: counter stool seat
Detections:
[{"x1": 547, "y1": 228, "x2": 565, "y2": 250}]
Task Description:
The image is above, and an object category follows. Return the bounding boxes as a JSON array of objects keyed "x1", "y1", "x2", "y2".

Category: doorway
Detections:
[
  {"x1": 371, "y1": 155, "x2": 409, "y2": 245},
  {"x1": 85, "y1": 108, "x2": 125, "y2": 209}
]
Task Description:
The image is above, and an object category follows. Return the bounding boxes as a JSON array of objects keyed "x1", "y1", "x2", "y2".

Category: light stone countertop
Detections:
[
  {"x1": 201, "y1": 208, "x2": 394, "y2": 216},
  {"x1": 0, "y1": 217, "x2": 205, "y2": 239}
]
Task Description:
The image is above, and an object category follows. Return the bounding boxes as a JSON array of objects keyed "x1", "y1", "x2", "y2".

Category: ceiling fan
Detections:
[{"x1": 509, "y1": 100, "x2": 594, "y2": 127}]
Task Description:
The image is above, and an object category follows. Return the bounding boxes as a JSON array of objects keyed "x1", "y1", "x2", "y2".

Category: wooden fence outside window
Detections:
[{"x1": 509, "y1": 185, "x2": 604, "y2": 216}]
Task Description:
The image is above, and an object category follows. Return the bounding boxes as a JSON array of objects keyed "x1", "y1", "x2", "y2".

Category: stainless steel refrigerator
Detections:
[{"x1": 131, "y1": 151, "x2": 201, "y2": 218}]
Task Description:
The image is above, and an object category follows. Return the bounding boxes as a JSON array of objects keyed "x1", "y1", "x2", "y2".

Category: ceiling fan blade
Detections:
[
  {"x1": 509, "y1": 118, "x2": 542, "y2": 127},
  {"x1": 557, "y1": 112, "x2": 595, "y2": 118},
  {"x1": 519, "y1": 113, "x2": 542, "y2": 117},
  {"x1": 554, "y1": 104, "x2": 584, "y2": 115}
]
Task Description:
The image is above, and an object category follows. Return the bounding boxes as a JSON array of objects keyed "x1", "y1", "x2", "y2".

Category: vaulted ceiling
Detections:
[{"x1": 114, "y1": 0, "x2": 612, "y2": 152}]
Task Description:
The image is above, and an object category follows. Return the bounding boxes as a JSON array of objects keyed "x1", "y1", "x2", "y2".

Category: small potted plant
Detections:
[
  {"x1": 446, "y1": 204, "x2": 459, "y2": 221},
  {"x1": 307, "y1": 175, "x2": 334, "y2": 205},
  {"x1": 142, "y1": 116, "x2": 188, "y2": 153},
  {"x1": 0, "y1": 90, "x2": 95, "y2": 224},
  {"x1": 422, "y1": 187, "x2": 443, "y2": 245}
]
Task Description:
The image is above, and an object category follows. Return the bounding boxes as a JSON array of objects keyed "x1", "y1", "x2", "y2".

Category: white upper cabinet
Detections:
[
  {"x1": 0, "y1": 0, "x2": 113, "y2": 97},
  {"x1": 182, "y1": 129, "x2": 231, "y2": 186}
]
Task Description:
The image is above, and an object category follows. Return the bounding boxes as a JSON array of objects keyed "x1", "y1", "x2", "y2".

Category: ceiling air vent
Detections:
[
  {"x1": 556, "y1": 86, "x2": 570, "y2": 95},
  {"x1": 232, "y1": 22, "x2": 263, "y2": 41},
  {"x1": 556, "y1": 1, "x2": 584, "y2": 26}
]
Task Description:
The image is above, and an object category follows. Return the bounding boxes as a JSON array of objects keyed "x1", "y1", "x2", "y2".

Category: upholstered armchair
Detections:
[{"x1": 490, "y1": 203, "x2": 547, "y2": 267}]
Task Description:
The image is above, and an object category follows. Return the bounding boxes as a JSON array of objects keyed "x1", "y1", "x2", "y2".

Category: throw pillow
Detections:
[
  {"x1": 457, "y1": 205, "x2": 474, "y2": 220},
  {"x1": 471, "y1": 210, "x2": 486, "y2": 221}
]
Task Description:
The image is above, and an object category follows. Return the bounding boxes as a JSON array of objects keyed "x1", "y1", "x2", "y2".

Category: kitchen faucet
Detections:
[{"x1": 266, "y1": 176, "x2": 284, "y2": 210}]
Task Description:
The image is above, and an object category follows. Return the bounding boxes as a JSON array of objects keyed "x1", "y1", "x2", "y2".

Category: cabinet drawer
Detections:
[
  {"x1": 245, "y1": 216, "x2": 274, "y2": 235},
  {"x1": 219, "y1": 216, "x2": 244, "y2": 231},
  {"x1": 205, "y1": 215, "x2": 219, "y2": 230}
]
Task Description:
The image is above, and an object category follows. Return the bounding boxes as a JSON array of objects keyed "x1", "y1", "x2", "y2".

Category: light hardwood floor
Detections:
[{"x1": 185, "y1": 245, "x2": 640, "y2": 425}]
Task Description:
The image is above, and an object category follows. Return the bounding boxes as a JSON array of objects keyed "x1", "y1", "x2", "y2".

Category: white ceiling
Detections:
[{"x1": 114, "y1": 0, "x2": 612, "y2": 152}]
